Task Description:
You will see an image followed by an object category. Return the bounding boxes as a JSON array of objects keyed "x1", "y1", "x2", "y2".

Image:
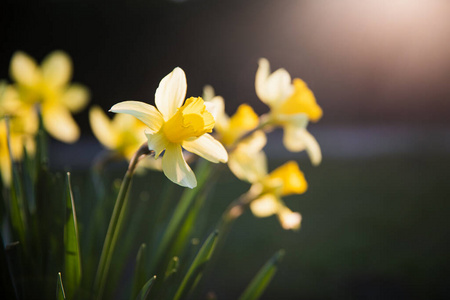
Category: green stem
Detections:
[{"x1": 94, "y1": 143, "x2": 153, "y2": 300}]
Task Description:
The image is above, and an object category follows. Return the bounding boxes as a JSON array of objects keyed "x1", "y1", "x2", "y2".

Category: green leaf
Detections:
[
  {"x1": 173, "y1": 230, "x2": 219, "y2": 300},
  {"x1": 0, "y1": 235, "x2": 18, "y2": 300},
  {"x1": 63, "y1": 173, "x2": 82, "y2": 299},
  {"x1": 238, "y1": 249, "x2": 285, "y2": 300},
  {"x1": 135, "y1": 275, "x2": 156, "y2": 300},
  {"x1": 150, "y1": 159, "x2": 213, "y2": 273},
  {"x1": 56, "y1": 272, "x2": 66, "y2": 300},
  {"x1": 131, "y1": 243, "x2": 148, "y2": 300}
]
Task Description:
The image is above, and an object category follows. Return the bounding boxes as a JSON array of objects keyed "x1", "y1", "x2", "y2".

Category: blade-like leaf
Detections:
[
  {"x1": 135, "y1": 275, "x2": 156, "y2": 300},
  {"x1": 63, "y1": 173, "x2": 82, "y2": 299},
  {"x1": 1, "y1": 235, "x2": 18, "y2": 300},
  {"x1": 238, "y1": 249, "x2": 285, "y2": 300},
  {"x1": 56, "y1": 272, "x2": 66, "y2": 300},
  {"x1": 131, "y1": 243, "x2": 148, "y2": 300},
  {"x1": 173, "y1": 230, "x2": 218, "y2": 300}
]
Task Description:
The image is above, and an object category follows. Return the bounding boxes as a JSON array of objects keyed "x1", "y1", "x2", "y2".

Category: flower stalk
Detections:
[{"x1": 94, "y1": 143, "x2": 153, "y2": 300}]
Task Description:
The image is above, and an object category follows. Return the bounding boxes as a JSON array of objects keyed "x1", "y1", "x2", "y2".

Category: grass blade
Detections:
[
  {"x1": 173, "y1": 230, "x2": 218, "y2": 300},
  {"x1": 135, "y1": 275, "x2": 156, "y2": 300},
  {"x1": 64, "y1": 173, "x2": 82, "y2": 298},
  {"x1": 56, "y1": 272, "x2": 66, "y2": 300},
  {"x1": 238, "y1": 249, "x2": 285, "y2": 300},
  {"x1": 131, "y1": 243, "x2": 148, "y2": 300}
]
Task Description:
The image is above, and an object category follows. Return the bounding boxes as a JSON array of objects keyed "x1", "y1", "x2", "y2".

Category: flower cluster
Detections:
[
  {"x1": 0, "y1": 51, "x2": 89, "y2": 185},
  {"x1": 108, "y1": 58, "x2": 322, "y2": 229}
]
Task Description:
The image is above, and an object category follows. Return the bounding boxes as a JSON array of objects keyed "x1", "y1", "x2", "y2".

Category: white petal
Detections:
[
  {"x1": 41, "y1": 51, "x2": 72, "y2": 88},
  {"x1": 255, "y1": 58, "x2": 292, "y2": 106},
  {"x1": 182, "y1": 133, "x2": 228, "y2": 163},
  {"x1": 110, "y1": 101, "x2": 163, "y2": 133},
  {"x1": 202, "y1": 84, "x2": 215, "y2": 102},
  {"x1": 283, "y1": 126, "x2": 322, "y2": 165},
  {"x1": 145, "y1": 130, "x2": 169, "y2": 158},
  {"x1": 162, "y1": 143, "x2": 197, "y2": 188},
  {"x1": 10, "y1": 51, "x2": 40, "y2": 87},
  {"x1": 278, "y1": 209, "x2": 302, "y2": 230},
  {"x1": 250, "y1": 193, "x2": 280, "y2": 218},
  {"x1": 228, "y1": 149, "x2": 267, "y2": 183},
  {"x1": 155, "y1": 67, "x2": 187, "y2": 120},
  {"x1": 276, "y1": 113, "x2": 309, "y2": 128}
]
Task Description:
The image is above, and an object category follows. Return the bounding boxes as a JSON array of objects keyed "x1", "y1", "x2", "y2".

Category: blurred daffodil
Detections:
[
  {"x1": 229, "y1": 131, "x2": 306, "y2": 230},
  {"x1": 255, "y1": 58, "x2": 322, "y2": 165},
  {"x1": 0, "y1": 82, "x2": 38, "y2": 185},
  {"x1": 9, "y1": 51, "x2": 89, "y2": 143},
  {"x1": 90, "y1": 105, "x2": 148, "y2": 160},
  {"x1": 110, "y1": 67, "x2": 228, "y2": 188},
  {"x1": 205, "y1": 89, "x2": 259, "y2": 147}
]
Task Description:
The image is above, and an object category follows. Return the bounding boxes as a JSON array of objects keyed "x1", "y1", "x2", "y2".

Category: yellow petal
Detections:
[
  {"x1": 283, "y1": 126, "x2": 322, "y2": 165},
  {"x1": 250, "y1": 193, "x2": 280, "y2": 217},
  {"x1": 61, "y1": 84, "x2": 90, "y2": 113},
  {"x1": 41, "y1": 51, "x2": 72, "y2": 88},
  {"x1": 110, "y1": 101, "x2": 164, "y2": 133},
  {"x1": 267, "y1": 161, "x2": 307, "y2": 196},
  {"x1": 278, "y1": 78, "x2": 322, "y2": 122},
  {"x1": 42, "y1": 103, "x2": 79, "y2": 143},
  {"x1": 155, "y1": 67, "x2": 187, "y2": 120},
  {"x1": 145, "y1": 130, "x2": 169, "y2": 158},
  {"x1": 162, "y1": 143, "x2": 197, "y2": 188},
  {"x1": 221, "y1": 104, "x2": 259, "y2": 145},
  {"x1": 89, "y1": 106, "x2": 118, "y2": 149},
  {"x1": 182, "y1": 133, "x2": 228, "y2": 163},
  {"x1": 10, "y1": 51, "x2": 40, "y2": 87}
]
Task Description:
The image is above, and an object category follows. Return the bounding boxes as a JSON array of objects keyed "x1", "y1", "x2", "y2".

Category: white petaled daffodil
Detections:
[
  {"x1": 9, "y1": 51, "x2": 89, "y2": 143},
  {"x1": 229, "y1": 131, "x2": 306, "y2": 230},
  {"x1": 110, "y1": 67, "x2": 228, "y2": 188},
  {"x1": 255, "y1": 58, "x2": 322, "y2": 166}
]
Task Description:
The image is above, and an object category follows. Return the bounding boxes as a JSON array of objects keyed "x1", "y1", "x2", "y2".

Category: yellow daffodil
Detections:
[
  {"x1": 9, "y1": 51, "x2": 89, "y2": 143},
  {"x1": 110, "y1": 67, "x2": 228, "y2": 188},
  {"x1": 255, "y1": 58, "x2": 322, "y2": 165},
  {"x1": 206, "y1": 91, "x2": 259, "y2": 147},
  {"x1": 229, "y1": 131, "x2": 306, "y2": 230},
  {"x1": 90, "y1": 106, "x2": 148, "y2": 160},
  {"x1": 0, "y1": 82, "x2": 38, "y2": 185}
]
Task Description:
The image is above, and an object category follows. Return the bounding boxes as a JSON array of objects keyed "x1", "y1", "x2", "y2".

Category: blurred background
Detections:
[{"x1": 1, "y1": 0, "x2": 450, "y2": 298}]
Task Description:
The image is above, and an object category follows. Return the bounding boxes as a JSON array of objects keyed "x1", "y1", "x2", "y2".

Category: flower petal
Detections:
[
  {"x1": 61, "y1": 84, "x2": 90, "y2": 113},
  {"x1": 182, "y1": 133, "x2": 228, "y2": 163},
  {"x1": 145, "y1": 130, "x2": 169, "y2": 158},
  {"x1": 277, "y1": 208, "x2": 301, "y2": 230},
  {"x1": 228, "y1": 148, "x2": 267, "y2": 183},
  {"x1": 10, "y1": 51, "x2": 40, "y2": 87},
  {"x1": 41, "y1": 51, "x2": 72, "y2": 88},
  {"x1": 155, "y1": 67, "x2": 187, "y2": 120},
  {"x1": 250, "y1": 193, "x2": 280, "y2": 218},
  {"x1": 42, "y1": 103, "x2": 79, "y2": 143},
  {"x1": 89, "y1": 106, "x2": 118, "y2": 149},
  {"x1": 162, "y1": 143, "x2": 197, "y2": 188},
  {"x1": 283, "y1": 126, "x2": 322, "y2": 165},
  {"x1": 110, "y1": 101, "x2": 163, "y2": 133},
  {"x1": 256, "y1": 58, "x2": 292, "y2": 107}
]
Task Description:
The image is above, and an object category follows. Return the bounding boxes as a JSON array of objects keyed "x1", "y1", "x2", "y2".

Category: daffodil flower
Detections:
[
  {"x1": 0, "y1": 82, "x2": 38, "y2": 185},
  {"x1": 255, "y1": 58, "x2": 322, "y2": 165},
  {"x1": 228, "y1": 131, "x2": 306, "y2": 230},
  {"x1": 205, "y1": 90, "x2": 259, "y2": 147},
  {"x1": 110, "y1": 67, "x2": 228, "y2": 188},
  {"x1": 9, "y1": 51, "x2": 89, "y2": 143}
]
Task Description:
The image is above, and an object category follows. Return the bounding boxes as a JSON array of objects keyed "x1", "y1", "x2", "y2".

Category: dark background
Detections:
[{"x1": 2, "y1": 0, "x2": 450, "y2": 299}]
